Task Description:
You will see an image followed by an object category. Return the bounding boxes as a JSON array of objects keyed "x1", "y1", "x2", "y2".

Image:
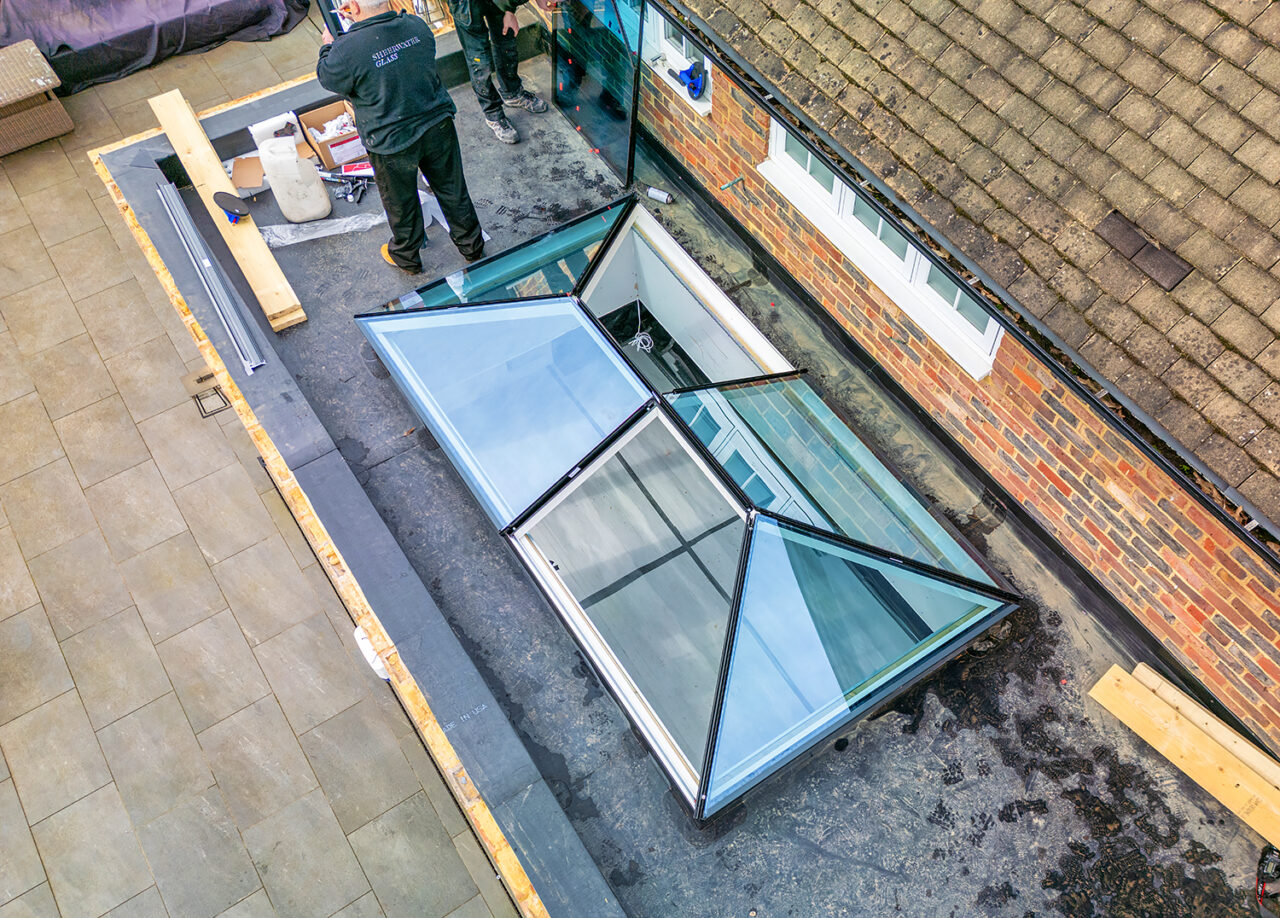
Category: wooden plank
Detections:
[
  {"x1": 1090, "y1": 664, "x2": 1280, "y2": 845},
  {"x1": 148, "y1": 89, "x2": 305, "y2": 331},
  {"x1": 1132, "y1": 662, "x2": 1280, "y2": 792}
]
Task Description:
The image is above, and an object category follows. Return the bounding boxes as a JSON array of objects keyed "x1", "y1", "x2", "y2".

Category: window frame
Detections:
[
  {"x1": 759, "y1": 119, "x2": 1003, "y2": 379},
  {"x1": 642, "y1": 5, "x2": 713, "y2": 116}
]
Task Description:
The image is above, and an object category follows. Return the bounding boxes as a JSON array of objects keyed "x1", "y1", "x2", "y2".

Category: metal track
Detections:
[{"x1": 156, "y1": 182, "x2": 266, "y2": 374}]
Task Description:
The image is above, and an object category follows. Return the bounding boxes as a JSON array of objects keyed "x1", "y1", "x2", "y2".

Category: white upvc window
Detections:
[
  {"x1": 642, "y1": 6, "x2": 712, "y2": 116},
  {"x1": 760, "y1": 119, "x2": 1003, "y2": 379}
]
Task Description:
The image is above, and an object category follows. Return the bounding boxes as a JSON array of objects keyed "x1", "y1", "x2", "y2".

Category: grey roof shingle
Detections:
[{"x1": 689, "y1": 0, "x2": 1280, "y2": 529}]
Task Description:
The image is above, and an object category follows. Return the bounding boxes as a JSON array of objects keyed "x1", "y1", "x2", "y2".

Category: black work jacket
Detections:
[{"x1": 316, "y1": 11, "x2": 455, "y2": 154}]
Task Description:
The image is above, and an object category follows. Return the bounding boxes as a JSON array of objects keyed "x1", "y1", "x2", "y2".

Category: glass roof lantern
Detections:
[{"x1": 356, "y1": 196, "x2": 1019, "y2": 820}]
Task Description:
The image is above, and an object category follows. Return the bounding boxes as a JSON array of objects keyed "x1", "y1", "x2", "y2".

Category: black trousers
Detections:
[
  {"x1": 449, "y1": 0, "x2": 523, "y2": 119},
  {"x1": 369, "y1": 118, "x2": 483, "y2": 270}
]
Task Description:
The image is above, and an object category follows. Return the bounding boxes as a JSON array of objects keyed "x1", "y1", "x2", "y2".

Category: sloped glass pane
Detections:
[
  {"x1": 703, "y1": 516, "x2": 1010, "y2": 814},
  {"x1": 668, "y1": 377, "x2": 991, "y2": 582},
  {"x1": 357, "y1": 297, "x2": 649, "y2": 527},
  {"x1": 522, "y1": 412, "x2": 745, "y2": 775},
  {"x1": 387, "y1": 202, "x2": 629, "y2": 311}
]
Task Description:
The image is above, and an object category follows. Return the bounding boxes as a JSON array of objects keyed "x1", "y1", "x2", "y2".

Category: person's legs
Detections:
[
  {"x1": 417, "y1": 119, "x2": 484, "y2": 260},
  {"x1": 483, "y1": 3, "x2": 523, "y2": 98},
  {"x1": 450, "y1": 0, "x2": 505, "y2": 120},
  {"x1": 369, "y1": 146, "x2": 425, "y2": 272}
]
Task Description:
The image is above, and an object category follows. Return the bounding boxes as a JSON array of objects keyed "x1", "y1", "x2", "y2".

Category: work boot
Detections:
[
  {"x1": 381, "y1": 243, "x2": 421, "y2": 275},
  {"x1": 485, "y1": 115, "x2": 519, "y2": 144},
  {"x1": 501, "y1": 89, "x2": 548, "y2": 113}
]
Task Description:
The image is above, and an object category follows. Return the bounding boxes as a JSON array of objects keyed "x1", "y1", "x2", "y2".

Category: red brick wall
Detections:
[{"x1": 638, "y1": 64, "x2": 1280, "y2": 753}]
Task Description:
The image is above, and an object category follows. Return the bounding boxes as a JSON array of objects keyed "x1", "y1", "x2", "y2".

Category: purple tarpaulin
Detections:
[{"x1": 1, "y1": 0, "x2": 311, "y2": 95}]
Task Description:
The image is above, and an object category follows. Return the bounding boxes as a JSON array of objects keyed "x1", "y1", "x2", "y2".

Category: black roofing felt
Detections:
[{"x1": 104, "y1": 70, "x2": 1263, "y2": 916}]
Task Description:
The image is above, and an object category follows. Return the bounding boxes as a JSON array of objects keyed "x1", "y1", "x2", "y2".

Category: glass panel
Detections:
[
  {"x1": 668, "y1": 377, "x2": 991, "y2": 581},
  {"x1": 387, "y1": 203, "x2": 629, "y2": 311},
  {"x1": 879, "y1": 221, "x2": 910, "y2": 261},
  {"x1": 554, "y1": 0, "x2": 641, "y2": 181},
  {"x1": 955, "y1": 290, "x2": 991, "y2": 333},
  {"x1": 782, "y1": 130, "x2": 809, "y2": 171},
  {"x1": 807, "y1": 158, "x2": 836, "y2": 194},
  {"x1": 357, "y1": 297, "x2": 650, "y2": 527},
  {"x1": 703, "y1": 516, "x2": 1009, "y2": 814},
  {"x1": 925, "y1": 263, "x2": 961, "y2": 307},
  {"x1": 523, "y1": 413, "x2": 746, "y2": 772},
  {"x1": 850, "y1": 193, "x2": 879, "y2": 233}
]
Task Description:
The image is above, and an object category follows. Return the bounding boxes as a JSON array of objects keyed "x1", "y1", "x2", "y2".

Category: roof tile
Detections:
[
  {"x1": 1202, "y1": 390, "x2": 1265, "y2": 444},
  {"x1": 1199, "y1": 433, "x2": 1259, "y2": 486},
  {"x1": 1164, "y1": 356, "x2": 1222, "y2": 409},
  {"x1": 1210, "y1": 349, "x2": 1273, "y2": 401},
  {"x1": 1167, "y1": 314, "x2": 1226, "y2": 366}
]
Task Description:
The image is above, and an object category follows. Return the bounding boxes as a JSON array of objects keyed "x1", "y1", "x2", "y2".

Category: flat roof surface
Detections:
[{"x1": 202, "y1": 72, "x2": 1264, "y2": 913}]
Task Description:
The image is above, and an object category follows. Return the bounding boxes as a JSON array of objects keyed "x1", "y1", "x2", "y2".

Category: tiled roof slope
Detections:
[{"x1": 685, "y1": 0, "x2": 1280, "y2": 529}]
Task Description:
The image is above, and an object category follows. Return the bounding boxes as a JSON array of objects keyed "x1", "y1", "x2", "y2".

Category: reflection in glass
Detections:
[
  {"x1": 523, "y1": 412, "x2": 745, "y2": 773},
  {"x1": 668, "y1": 377, "x2": 991, "y2": 582},
  {"x1": 357, "y1": 297, "x2": 649, "y2": 527},
  {"x1": 703, "y1": 516, "x2": 1009, "y2": 813},
  {"x1": 386, "y1": 202, "x2": 629, "y2": 311},
  {"x1": 553, "y1": 0, "x2": 641, "y2": 181}
]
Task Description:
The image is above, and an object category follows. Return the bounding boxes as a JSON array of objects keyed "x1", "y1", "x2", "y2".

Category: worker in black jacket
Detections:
[
  {"x1": 445, "y1": 0, "x2": 547, "y2": 144},
  {"x1": 317, "y1": 1, "x2": 484, "y2": 272}
]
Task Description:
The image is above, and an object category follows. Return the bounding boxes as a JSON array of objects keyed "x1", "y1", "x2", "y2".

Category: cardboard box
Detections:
[{"x1": 299, "y1": 101, "x2": 367, "y2": 169}]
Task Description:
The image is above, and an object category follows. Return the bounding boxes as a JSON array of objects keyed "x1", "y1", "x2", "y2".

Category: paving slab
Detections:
[
  {"x1": 158, "y1": 609, "x2": 270, "y2": 733},
  {"x1": 451, "y1": 831, "x2": 516, "y2": 918},
  {"x1": 0, "y1": 690, "x2": 109, "y2": 823},
  {"x1": 54, "y1": 394, "x2": 151, "y2": 488},
  {"x1": 197, "y1": 695, "x2": 318, "y2": 829},
  {"x1": 24, "y1": 334, "x2": 115, "y2": 420},
  {"x1": 121, "y1": 530, "x2": 228, "y2": 642},
  {"x1": 0, "y1": 458, "x2": 94, "y2": 559},
  {"x1": 442, "y1": 897, "x2": 494, "y2": 918},
  {"x1": 399, "y1": 734, "x2": 467, "y2": 839},
  {"x1": 139, "y1": 789, "x2": 260, "y2": 918},
  {"x1": 0, "y1": 883, "x2": 58, "y2": 918},
  {"x1": 0, "y1": 227, "x2": 58, "y2": 302},
  {"x1": 216, "y1": 889, "x2": 276, "y2": 918},
  {"x1": 0, "y1": 170, "x2": 28, "y2": 237},
  {"x1": 0, "y1": 528, "x2": 38, "y2": 620},
  {"x1": 243, "y1": 789, "x2": 370, "y2": 918},
  {"x1": 299, "y1": 697, "x2": 420, "y2": 834},
  {"x1": 60, "y1": 607, "x2": 171, "y2": 729},
  {"x1": 0, "y1": 778, "x2": 44, "y2": 906},
  {"x1": 74, "y1": 278, "x2": 163, "y2": 361},
  {"x1": 86, "y1": 460, "x2": 188, "y2": 561},
  {"x1": 348, "y1": 792, "x2": 476, "y2": 918},
  {"x1": 23, "y1": 179, "x2": 104, "y2": 249},
  {"x1": 4, "y1": 141, "x2": 76, "y2": 196},
  {"x1": 0, "y1": 332, "x2": 34, "y2": 405},
  {"x1": 254, "y1": 613, "x2": 365, "y2": 735},
  {"x1": 32, "y1": 785, "x2": 153, "y2": 918},
  {"x1": 27, "y1": 529, "x2": 133, "y2": 640},
  {"x1": 213, "y1": 535, "x2": 321, "y2": 645},
  {"x1": 0, "y1": 606, "x2": 73, "y2": 727},
  {"x1": 104, "y1": 336, "x2": 190, "y2": 422},
  {"x1": 175, "y1": 465, "x2": 278, "y2": 565},
  {"x1": 332, "y1": 892, "x2": 385, "y2": 918},
  {"x1": 103, "y1": 887, "x2": 168, "y2": 918},
  {"x1": 0, "y1": 395, "x2": 62, "y2": 489},
  {"x1": 138, "y1": 400, "x2": 238, "y2": 490},
  {"x1": 97, "y1": 692, "x2": 213, "y2": 825},
  {"x1": 0, "y1": 277, "x2": 82, "y2": 357},
  {"x1": 47, "y1": 226, "x2": 133, "y2": 302}
]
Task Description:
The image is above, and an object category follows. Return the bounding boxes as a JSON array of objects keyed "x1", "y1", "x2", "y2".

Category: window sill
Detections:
[
  {"x1": 756, "y1": 158, "x2": 1001, "y2": 380},
  {"x1": 645, "y1": 55, "x2": 712, "y2": 117}
]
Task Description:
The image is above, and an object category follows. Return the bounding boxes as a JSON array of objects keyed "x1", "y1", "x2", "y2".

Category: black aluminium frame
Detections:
[
  {"x1": 354, "y1": 205, "x2": 1022, "y2": 821},
  {"x1": 639, "y1": 0, "x2": 1280, "y2": 578}
]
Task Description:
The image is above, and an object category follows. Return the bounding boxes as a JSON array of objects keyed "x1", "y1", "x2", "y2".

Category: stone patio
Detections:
[{"x1": 0, "y1": 13, "x2": 515, "y2": 918}]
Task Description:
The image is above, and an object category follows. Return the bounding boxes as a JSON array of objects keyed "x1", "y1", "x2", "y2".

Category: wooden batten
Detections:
[
  {"x1": 148, "y1": 89, "x2": 306, "y2": 331},
  {"x1": 1090, "y1": 664, "x2": 1280, "y2": 846}
]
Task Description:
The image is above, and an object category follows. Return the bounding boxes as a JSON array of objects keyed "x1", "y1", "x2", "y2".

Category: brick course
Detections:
[{"x1": 638, "y1": 61, "x2": 1280, "y2": 753}]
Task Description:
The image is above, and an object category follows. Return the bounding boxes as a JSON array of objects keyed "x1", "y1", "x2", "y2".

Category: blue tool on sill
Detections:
[
  {"x1": 667, "y1": 60, "x2": 707, "y2": 100},
  {"x1": 213, "y1": 191, "x2": 250, "y2": 225}
]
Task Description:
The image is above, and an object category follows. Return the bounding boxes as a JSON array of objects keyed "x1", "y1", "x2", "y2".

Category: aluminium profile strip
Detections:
[{"x1": 156, "y1": 181, "x2": 266, "y2": 374}]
